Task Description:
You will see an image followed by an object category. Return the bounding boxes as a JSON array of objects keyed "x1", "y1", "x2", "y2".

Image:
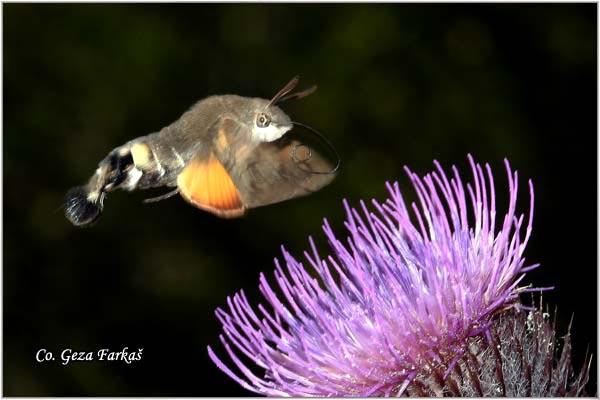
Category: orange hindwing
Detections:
[{"x1": 176, "y1": 154, "x2": 245, "y2": 218}]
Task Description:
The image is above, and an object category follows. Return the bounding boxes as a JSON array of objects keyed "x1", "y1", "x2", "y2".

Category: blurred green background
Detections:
[{"x1": 4, "y1": 4, "x2": 596, "y2": 396}]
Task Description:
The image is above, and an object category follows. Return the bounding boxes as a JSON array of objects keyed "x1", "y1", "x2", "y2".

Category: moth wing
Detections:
[
  {"x1": 176, "y1": 117, "x2": 336, "y2": 217},
  {"x1": 176, "y1": 153, "x2": 245, "y2": 218},
  {"x1": 228, "y1": 135, "x2": 337, "y2": 209}
]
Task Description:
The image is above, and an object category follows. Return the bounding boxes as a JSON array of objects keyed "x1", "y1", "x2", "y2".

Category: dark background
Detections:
[{"x1": 4, "y1": 4, "x2": 596, "y2": 396}]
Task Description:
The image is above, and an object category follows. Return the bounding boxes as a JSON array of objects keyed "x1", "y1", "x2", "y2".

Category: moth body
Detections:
[{"x1": 64, "y1": 78, "x2": 337, "y2": 227}]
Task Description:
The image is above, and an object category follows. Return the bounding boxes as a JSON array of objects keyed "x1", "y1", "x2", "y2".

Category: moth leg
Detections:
[{"x1": 143, "y1": 188, "x2": 180, "y2": 204}]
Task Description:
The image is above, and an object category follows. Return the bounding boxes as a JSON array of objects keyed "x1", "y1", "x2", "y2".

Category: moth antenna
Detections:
[
  {"x1": 143, "y1": 188, "x2": 180, "y2": 204},
  {"x1": 290, "y1": 121, "x2": 341, "y2": 175},
  {"x1": 278, "y1": 85, "x2": 317, "y2": 103},
  {"x1": 267, "y1": 76, "x2": 300, "y2": 108}
]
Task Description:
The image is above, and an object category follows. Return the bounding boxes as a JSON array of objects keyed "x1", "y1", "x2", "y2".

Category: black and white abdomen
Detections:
[
  {"x1": 114, "y1": 128, "x2": 195, "y2": 191},
  {"x1": 63, "y1": 132, "x2": 189, "y2": 227}
]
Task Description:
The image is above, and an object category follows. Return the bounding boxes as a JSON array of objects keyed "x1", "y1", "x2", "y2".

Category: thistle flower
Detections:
[{"x1": 207, "y1": 155, "x2": 589, "y2": 396}]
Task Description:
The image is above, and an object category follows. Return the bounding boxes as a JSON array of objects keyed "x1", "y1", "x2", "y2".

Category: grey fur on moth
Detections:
[{"x1": 64, "y1": 77, "x2": 338, "y2": 227}]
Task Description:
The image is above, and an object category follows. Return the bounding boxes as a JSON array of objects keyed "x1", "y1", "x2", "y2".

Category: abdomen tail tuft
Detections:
[{"x1": 64, "y1": 186, "x2": 104, "y2": 227}]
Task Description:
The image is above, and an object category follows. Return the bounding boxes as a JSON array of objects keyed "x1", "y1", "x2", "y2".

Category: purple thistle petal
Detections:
[{"x1": 209, "y1": 155, "x2": 541, "y2": 396}]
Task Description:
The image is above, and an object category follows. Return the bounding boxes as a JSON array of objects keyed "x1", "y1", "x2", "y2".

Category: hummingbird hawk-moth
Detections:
[{"x1": 64, "y1": 77, "x2": 339, "y2": 227}]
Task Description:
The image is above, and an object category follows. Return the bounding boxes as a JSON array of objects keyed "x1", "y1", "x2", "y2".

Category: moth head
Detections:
[
  {"x1": 250, "y1": 102, "x2": 292, "y2": 142},
  {"x1": 250, "y1": 76, "x2": 316, "y2": 143}
]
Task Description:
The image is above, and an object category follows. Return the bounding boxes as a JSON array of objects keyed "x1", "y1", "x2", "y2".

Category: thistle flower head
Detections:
[{"x1": 208, "y1": 155, "x2": 542, "y2": 396}]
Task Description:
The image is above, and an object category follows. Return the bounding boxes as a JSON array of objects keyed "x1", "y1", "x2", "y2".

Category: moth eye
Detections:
[{"x1": 256, "y1": 113, "x2": 271, "y2": 128}]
